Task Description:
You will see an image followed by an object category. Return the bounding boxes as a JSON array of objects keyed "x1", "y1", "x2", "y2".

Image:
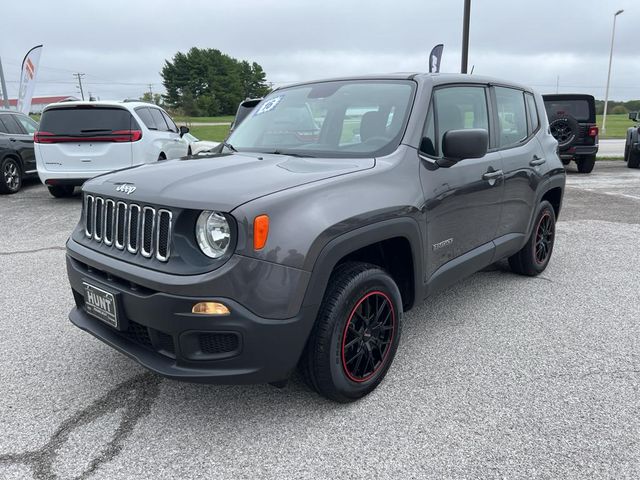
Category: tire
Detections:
[
  {"x1": 187, "y1": 147, "x2": 192, "y2": 156},
  {"x1": 47, "y1": 185, "x2": 75, "y2": 198},
  {"x1": 300, "y1": 262, "x2": 402, "y2": 403},
  {"x1": 508, "y1": 200, "x2": 556, "y2": 276},
  {"x1": 624, "y1": 144, "x2": 630, "y2": 163},
  {"x1": 548, "y1": 114, "x2": 580, "y2": 148},
  {"x1": 0, "y1": 157, "x2": 22, "y2": 194},
  {"x1": 561, "y1": 158, "x2": 571, "y2": 166},
  {"x1": 628, "y1": 148, "x2": 640, "y2": 169},
  {"x1": 158, "y1": 153, "x2": 167, "y2": 161},
  {"x1": 576, "y1": 154, "x2": 596, "y2": 174}
]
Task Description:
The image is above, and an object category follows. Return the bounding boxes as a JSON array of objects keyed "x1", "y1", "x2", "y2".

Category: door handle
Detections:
[
  {"x1": 482, "y1": 170, "x2": 503, "y2": 180},
  {"x1": 530, "y1": 155, "x2": 546, "y2": 166},
  {"x1": 9, "y1": 138, "x2": 16, "y2": 142}
]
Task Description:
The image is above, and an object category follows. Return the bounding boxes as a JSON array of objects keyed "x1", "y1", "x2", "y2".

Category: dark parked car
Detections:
[
  {"x1": 66, "y1": 74, "x2": 565, "y2": 402},
  {"x1": 0, "y1": 110, "x2": 39, "y2": 194},
  {"x1": 624, "y1": 111, "x2": 640, "y2": 168},
  {"x1": 542, "y1": 94, "x2": 599, "y2": 173}
]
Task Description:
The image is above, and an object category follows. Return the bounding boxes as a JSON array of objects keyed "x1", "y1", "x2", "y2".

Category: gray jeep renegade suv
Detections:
[{"x1": 66, "y1": 74, "x2": 565, "y2": 402}]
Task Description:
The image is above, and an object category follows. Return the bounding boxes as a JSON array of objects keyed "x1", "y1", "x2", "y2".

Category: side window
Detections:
[
  {"x1": 0, "y1": 114, "x2": 26, "y2": 135},
  {"x1": 149, "y1": 109, "x2": 169, "y2": 132},
  {"x1": 14, "y1": 114, "x2": 38, "y2": 134},
  {"x1": 135, "y1": 108, "x2": 156, "y2": 130},
  {"x1": 0, "y1": 115, "x2": 9, "y2": 134},
  {"x1": 420, "y1": 103, "x2": 437, "y2": 156},
  {"x1": 495, "y1": 87, "x2": 528, "y2": 148},
  {"x1": 428, "y1": 86, "x2": 489, "y2": 157},
  {"x1": 161, "y1": 111, "x2": 178, "y2": 133},
  {"x1": 525, "y1": 93, "x2": 539, "y2": 134}
]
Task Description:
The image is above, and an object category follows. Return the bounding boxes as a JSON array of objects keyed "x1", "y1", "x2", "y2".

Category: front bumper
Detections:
[{"x1": 66, "y1": 251, "x2": 317, "y2": 384}]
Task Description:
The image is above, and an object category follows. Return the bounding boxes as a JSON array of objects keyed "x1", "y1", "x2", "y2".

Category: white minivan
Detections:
[{"x1": 35, "y1": 101, "x2": 189, "y2": 197}]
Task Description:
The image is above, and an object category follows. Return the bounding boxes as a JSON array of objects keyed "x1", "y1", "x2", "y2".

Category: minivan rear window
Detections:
[{"x1": 40, "y1": 106, "x2": 139, "y2": 135}]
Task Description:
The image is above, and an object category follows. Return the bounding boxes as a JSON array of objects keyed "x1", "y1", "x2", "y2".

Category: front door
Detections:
[{"x1": 418, "y1": 85, "x2": 504, "y2": 280}]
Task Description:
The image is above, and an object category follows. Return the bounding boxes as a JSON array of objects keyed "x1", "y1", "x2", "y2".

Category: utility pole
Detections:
[
  {"x1": 602, "y1": 9, "x2": 624, "y2": 134},
  {"x1": 73, "y1": 72, "x2": 85, "y2": 100},
  {"x1": 0, "y1": 57, "x2": 9, "y2": 109},
  {"x1": 556, "y1": 75, "x2": 560, "y2": 94},
  {"x1": 147, "y1": 84, "x2": 154, "y2": 103},
  {"x1": 461, "y1": 0, "x2": 471, "y2": 74}
]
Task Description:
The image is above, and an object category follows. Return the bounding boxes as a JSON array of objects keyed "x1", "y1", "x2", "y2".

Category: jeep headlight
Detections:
[{"x1": 195, "y1": 211, "x2": 231, "y2": 259}]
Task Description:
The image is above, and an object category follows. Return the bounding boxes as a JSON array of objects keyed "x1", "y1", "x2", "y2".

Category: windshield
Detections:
[{"x1": 226, "y1": 80, "x2": 415, "y2": 158}]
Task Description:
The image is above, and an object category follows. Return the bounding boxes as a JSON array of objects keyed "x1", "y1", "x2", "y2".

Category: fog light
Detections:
[{"x1": 192, "y1": 302, "x2": 230, "y2": 315}]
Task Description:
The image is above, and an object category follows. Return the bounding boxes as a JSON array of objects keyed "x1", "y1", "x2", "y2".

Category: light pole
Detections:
[
  {"x1": 602, "y1": 9, "x2": 623, "y2": 134},
  {"x1": 461, "y1": 0, "x2": 471, "y2": 73}
]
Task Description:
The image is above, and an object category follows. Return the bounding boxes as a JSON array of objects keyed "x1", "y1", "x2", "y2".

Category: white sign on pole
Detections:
[{"x1": 17, "y1": 45, "x2": 43, "y2": 114}]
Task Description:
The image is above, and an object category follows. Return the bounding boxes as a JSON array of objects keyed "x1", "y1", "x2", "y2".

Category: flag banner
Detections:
[
  {"x1": 17, "y1": 45, "x2": 43, "y2": 114},
  {"x1": 429, "y1": 44, "x2": 444, "y2": 73}
]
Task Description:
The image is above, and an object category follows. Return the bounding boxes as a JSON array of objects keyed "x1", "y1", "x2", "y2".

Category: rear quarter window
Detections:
[{"x1": 40, "y1": 107, "x2": 139, "y2": 135}]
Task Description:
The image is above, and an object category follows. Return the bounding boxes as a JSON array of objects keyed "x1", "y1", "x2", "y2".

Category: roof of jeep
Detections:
[{"x1": 274, "y1": 73, "x2": 534, "y2": 92}]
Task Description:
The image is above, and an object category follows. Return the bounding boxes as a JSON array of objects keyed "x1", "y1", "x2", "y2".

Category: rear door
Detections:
[
  {"x1": 0, "y1": 113, "x2": 37, "y2": 173},
  {"x1": 36, "y1": 106, "x2": 138, "y2": 172},
  {"x1": 493, "y1": 87, "x2": 543, "y2": 238},
  {"x1": 12, "y1": 114, "x2": 38, "y2": 172}
]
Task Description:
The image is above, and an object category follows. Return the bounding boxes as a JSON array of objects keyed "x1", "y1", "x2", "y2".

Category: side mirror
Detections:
[
  {"x1": 439, "y1": 129, "x2": 488, "y2": 167},
  {"x1": 179, "y1": 125, "x2": 189, "y2": 137},
  {"x1": 628, "y1": 111, "x2": 638, "y2": 122}
]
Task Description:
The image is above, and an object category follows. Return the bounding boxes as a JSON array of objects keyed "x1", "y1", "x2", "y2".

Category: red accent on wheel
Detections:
[{"x1": 341, "y1": 291, "x2": 396, "y2": 383}]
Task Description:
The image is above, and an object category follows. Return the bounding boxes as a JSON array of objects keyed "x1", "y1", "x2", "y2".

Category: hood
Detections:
[{"x1": 83, "y1": 152, "x2": 375, "y2": 211}]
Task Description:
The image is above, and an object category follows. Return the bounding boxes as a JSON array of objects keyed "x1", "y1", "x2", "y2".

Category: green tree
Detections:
[
  {"x1": 140, "y1": 92, "x2": 164, "y2": 106},
  {"x1": 161, "y1": 48, "x2": 270, "y2": 116}
]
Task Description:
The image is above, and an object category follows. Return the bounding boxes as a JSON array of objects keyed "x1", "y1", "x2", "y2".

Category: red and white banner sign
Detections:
[{"x1": 17, "y1": 45, "x2": 43, "y2": 114}]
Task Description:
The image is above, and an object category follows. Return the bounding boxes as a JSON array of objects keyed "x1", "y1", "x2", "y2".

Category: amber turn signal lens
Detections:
[
  {"x1": 192, "y1": 302, "x2": 230, "y2": 315},
  {"x1": 253, "y1": 215, "x2": 269, "y2": 250}
]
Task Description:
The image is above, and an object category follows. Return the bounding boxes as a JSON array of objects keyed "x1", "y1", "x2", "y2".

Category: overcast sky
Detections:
[{"x1": 1, "y1": 0, "x2": 638, "y2": 102}]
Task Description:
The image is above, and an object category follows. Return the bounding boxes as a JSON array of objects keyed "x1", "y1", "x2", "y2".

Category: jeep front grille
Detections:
[{"x1": 84, "y1": 195, "x2": 172, "y2": 262}]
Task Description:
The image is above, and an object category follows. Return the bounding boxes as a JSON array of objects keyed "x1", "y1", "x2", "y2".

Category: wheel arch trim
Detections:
[{"x1": 300, "y1": 217, "x2": 424, "y2": 312}]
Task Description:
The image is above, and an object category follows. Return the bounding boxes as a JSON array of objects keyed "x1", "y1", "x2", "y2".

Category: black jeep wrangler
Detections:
[
  {"x1": 624, "y1": 111, "x2": 640, "y2": 169},
  {"x1": 543, "y1": 94, "x2": 599, "y2": 173},
  {"x1": 66, "y1": 74, "x2": 565, "y2": 402}
]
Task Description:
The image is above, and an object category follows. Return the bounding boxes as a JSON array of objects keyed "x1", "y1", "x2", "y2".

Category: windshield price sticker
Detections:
[{"x1": 254, "y1": 95, "x2": 284, "y2": 116}]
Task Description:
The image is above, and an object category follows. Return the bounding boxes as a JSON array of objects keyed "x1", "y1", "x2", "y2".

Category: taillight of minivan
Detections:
[{"x1": 34, "y1": 130, "x2": 142, "y2": 143}]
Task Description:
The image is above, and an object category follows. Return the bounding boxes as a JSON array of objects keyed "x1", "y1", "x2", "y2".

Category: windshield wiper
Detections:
[
  {"x1": 222, "y1": 140, "x2": 237, "y2": 152},
  {"x1": 266, "y1": 150, "x2": 315, "y2": 158}
]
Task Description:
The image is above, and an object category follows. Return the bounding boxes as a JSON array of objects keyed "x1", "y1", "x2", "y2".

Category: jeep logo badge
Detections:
[{"x1": 115, "y1": 183, "x2": 136, "y2": 195}]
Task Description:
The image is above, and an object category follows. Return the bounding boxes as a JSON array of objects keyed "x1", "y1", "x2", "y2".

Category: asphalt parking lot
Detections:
[{"x1": 0, "y1": 161, "x2": 638, "y2": 479}]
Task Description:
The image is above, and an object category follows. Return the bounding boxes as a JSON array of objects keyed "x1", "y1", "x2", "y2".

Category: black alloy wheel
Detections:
[
  {"x1": 341, "y1": 291, "x2": 396, "y2": 383},
  {"x1": 534, "y1": 211, "x2": 554, "y2": 265},
  {"x1": 549, "y1": 119, "x2": 575, "y2": 145},
  {"x1": 0, "y1": 158, "x2": 22, "y2": 194},
  {"x1": 300, "y1": 262, "x2": 403, "y2": 402},
  {"x1": 508, "y1": 200, "x2": 557, "y2": 276}
]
